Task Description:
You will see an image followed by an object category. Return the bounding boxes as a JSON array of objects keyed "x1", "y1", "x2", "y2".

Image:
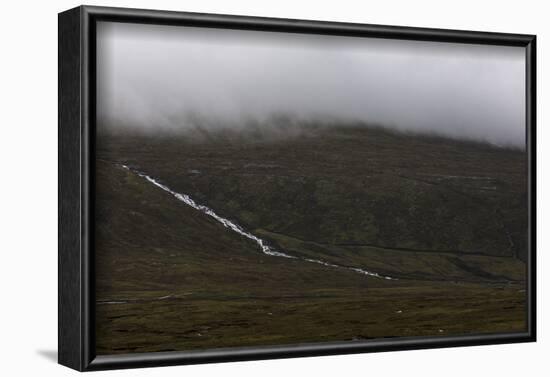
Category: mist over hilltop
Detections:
[{"x1": 97, "y1": 21, "x2": 526, "y2": 147}]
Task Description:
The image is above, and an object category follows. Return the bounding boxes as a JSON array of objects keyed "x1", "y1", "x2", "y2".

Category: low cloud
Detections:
[{"x1": 97, "y1": 21, "x2": 526, "y2": 147}]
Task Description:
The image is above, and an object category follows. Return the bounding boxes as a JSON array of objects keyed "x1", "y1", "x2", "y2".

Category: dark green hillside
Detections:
[
  {"x1": 95, "y1": 159, "x2": 400, "y2": 299},
  {"x1": 95, "y1": 122, "x2": 527, "y2": 354},
  {"x1": 99, "y1": 123, "x2": 527, "y2": 262}
]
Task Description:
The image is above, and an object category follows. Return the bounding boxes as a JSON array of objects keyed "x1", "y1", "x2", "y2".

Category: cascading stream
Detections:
[{"x1": 122, "y1": 164, "x2": 395, "y2": 280}]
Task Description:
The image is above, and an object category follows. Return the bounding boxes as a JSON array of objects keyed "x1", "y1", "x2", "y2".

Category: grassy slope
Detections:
[{"x1": 95, "y1": 123, "x2": 527, "y2": 354}]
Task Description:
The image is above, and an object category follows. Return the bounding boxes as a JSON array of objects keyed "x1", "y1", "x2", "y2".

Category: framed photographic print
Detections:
[{"x1": 58, "y1": 5, "x2": 536, "y2": 371}]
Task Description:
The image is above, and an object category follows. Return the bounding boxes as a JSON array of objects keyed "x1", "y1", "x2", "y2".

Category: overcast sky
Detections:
[{"x1": 97, "y1": 21, "x2": 526, "y2": 147}]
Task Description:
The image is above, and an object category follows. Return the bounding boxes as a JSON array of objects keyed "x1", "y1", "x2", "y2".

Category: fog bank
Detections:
[{"x1": 97, "y1": 21, "x2": 526, "y2": 147}]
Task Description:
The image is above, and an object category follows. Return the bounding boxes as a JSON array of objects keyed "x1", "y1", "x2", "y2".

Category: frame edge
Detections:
[
  {"x1": 58, "y1": 5, "x2": 84, "y2": 372},
  {"x1": 525, "y1": 35, "x2": 536, "y2": 342}
]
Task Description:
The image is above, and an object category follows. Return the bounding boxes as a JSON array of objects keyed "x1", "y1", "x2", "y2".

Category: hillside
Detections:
[{"x1": 95, "y1": 121, "x2": 527, "y2": 354}]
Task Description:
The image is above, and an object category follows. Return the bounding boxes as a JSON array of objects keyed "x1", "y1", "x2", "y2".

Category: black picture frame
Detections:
[{"x1": 58, "y1": 5, "x2": 537, "y2": 371}]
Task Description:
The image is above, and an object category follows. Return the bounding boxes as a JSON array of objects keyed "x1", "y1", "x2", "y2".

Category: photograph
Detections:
[{"x1": 93, "y1": 20, "x2": 530, "y2": 355}]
